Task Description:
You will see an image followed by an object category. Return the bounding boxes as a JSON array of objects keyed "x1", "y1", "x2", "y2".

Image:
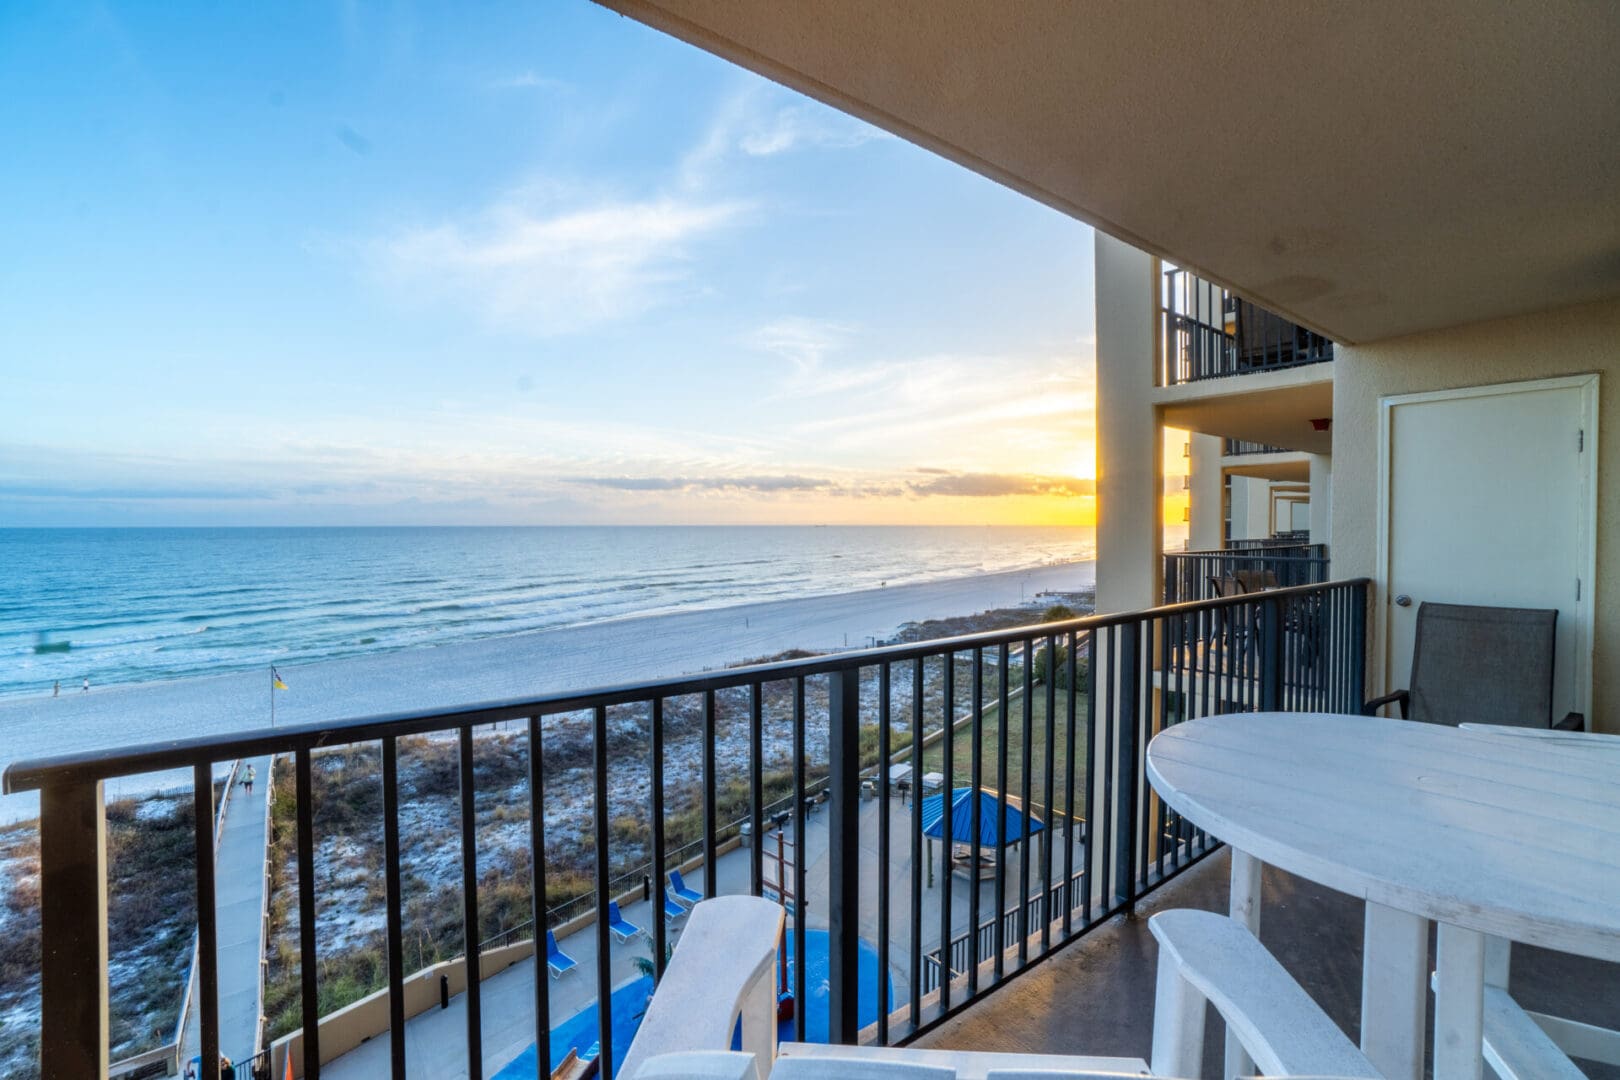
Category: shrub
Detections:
[{"x1": 1032, "y1": 642, "x2": 1090, "y2": 688}]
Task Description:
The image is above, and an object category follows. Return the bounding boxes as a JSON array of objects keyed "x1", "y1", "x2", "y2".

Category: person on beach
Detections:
[
  {"x1": 82, "y1": 677, "x2": 89, "y2": 692},
  {"x1": 243, "y1": 764, "x2": 256, "y2": 794},
  {"x1": 53, "y1": 680, "x2": 59, "y2": 697}
]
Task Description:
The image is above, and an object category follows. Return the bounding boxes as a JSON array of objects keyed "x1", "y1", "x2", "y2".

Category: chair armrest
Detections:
[
  {"x1": 637, "y1": 1052, "x2": 760, "y2": 1080},
  {"x1": 1364, "y1": 689, "x2": 1408, "y2": 718},
  {"x1": 1149, "y1": 910, "x2": 1380, "y2": 1079},
  {"x1": 772, "y1": 1058, "x2": 954, "y2": 1080},
  {"x1": 622, "y1": 897, "x2": 784, "y2": 1079},
  {"x1": 1555, "y1": 712, "x2": 1584, "y2": 732}
]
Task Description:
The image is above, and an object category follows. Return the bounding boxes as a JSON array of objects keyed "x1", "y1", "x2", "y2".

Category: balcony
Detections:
[
  {"x1": 1160, "y1": 269, "x2": 1334, "y2": 387},
  {"x1": 1163, "y1": 545, "x2": 1329, "y2": 604},
  {"x1": 6, "y1": 581, "x2": 1370, "y2": 1080},
  {"x1": 1222, "y1": 438, "x2": 1290, "y2": 457}
]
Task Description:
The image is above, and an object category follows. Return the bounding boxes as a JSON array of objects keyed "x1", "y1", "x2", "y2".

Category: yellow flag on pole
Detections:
[{"x1": 272, "y1": 666, "x2": 288, "y2": 691}]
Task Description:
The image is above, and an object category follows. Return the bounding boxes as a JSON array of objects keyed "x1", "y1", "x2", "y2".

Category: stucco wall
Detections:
[{"x1": 1331, "y1": 296, "x2": 1620, "y2": 731}]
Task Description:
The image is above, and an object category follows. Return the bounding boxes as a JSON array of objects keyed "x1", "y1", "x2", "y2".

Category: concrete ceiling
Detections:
[
  {"x1": 1158, "y1": 373, "x2": 1334, "y2": 453},
  {"x1": 1227, "y1": 457, "x2": 1312, "y2": 483},
  {"x1": 596, "y1": 1, "x2": 1620, "y2": 344}
]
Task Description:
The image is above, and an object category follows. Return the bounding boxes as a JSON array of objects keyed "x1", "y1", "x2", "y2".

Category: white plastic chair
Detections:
[
  {"x1": 626, "y1": 898, "x2": 1385, "y2": 1080},
  {"x1": 1148, "y1": 909, "x2": 1380, "y2": 1079}
]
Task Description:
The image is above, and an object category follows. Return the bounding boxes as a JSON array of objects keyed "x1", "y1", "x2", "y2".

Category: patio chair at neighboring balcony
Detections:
[{"x1": 1365, "y1": 602, "x2": 1583, "y2": 730}]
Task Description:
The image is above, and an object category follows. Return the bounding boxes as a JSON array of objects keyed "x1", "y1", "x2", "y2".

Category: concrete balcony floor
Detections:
[{"x1": 914, "y1": 848, "x2": 1620, "y2": 1079}]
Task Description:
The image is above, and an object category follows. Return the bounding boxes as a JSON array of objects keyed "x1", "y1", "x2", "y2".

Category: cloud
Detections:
[
  {"x1": 907, "y1": 473, "x2": 1095, "y2": 498},
  {"x1": 563, "y1": 470, "x2": 1091, "y2": 501},
  {"x1": 565, "y1": 474, "x2": 835, "y2": 494},
  {"x1": 682, "y1": 88, "x2": 886, "y2": 189},
  {"x1": 739, "y1": 104, "x2": 884, "y2": 157},
  {"x1": 746, "y1": 317, "x2": 852, "y2": 376},
  {"x1": 0, "y1": 482, "x2": 272, "y2": 501},
  {"x1": 768, "y1": 351, "x2": 1096, "y2": 475},
  {"x1": 375, "y1": 192, "x2": 746, "y2": 335},
  {"x1": 490, "y1": 71, "x2": 568, "y2": 92}
]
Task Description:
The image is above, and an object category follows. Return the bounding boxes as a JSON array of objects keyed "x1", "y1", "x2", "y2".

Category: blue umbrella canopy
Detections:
[{"x1": 920, "y1": 787, "x2": 1044, "y2": 847}]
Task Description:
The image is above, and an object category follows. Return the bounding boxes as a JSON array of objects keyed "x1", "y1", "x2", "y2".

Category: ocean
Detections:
[{"x1": 0, "y1": 526, "x2": 1095, "y2": 702}]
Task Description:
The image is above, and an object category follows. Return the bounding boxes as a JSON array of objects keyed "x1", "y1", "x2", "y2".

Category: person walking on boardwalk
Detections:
[{"x1": 243, "y1": 764, "x2": 256, "y2": 794}]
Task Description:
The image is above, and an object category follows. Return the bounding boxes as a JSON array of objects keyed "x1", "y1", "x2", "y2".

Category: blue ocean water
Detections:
[{"x1": 0, "y1": 526, "x2": 1094, "y2": 700}]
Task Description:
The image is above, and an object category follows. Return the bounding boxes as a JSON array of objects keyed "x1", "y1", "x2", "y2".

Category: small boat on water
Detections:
[{"x1": 33, "y1": 632, "x2": 70, "y2": 654}]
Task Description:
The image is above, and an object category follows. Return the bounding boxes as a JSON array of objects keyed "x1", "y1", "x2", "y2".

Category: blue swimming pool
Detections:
[
  {"x1": 493, "y1": 929, "x2": 891, "y2": 1077},
  {"x1": 779, "y1": 927, "x2": 889, "y2": 1045},
  {"x1": 493, "y1": 974, "x2": 654, "y2": 1079}
]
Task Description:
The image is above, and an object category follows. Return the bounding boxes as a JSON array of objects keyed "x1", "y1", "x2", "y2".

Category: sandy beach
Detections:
[{"x1": 0, "y1": 560, "x2": 1093, "y2": 820}]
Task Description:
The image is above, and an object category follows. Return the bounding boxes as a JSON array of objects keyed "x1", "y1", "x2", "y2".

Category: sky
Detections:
[{"x1": 0, "y1": 1, "x2": 1120, "y2": 527}]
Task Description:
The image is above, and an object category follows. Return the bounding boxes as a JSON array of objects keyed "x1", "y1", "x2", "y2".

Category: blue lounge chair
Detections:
[
  {"x1": 607, "y1": 901, "x2": 644, "y2": 943},
  {"x1": 662, "y1": 888, "x2": 686, "y2": 921},
  {"x1": 546, "y1": 930, "x2": 577, "y2": 979},
  {"x1": 668, "y1": 869, "x2": 703, "y2": 907}
]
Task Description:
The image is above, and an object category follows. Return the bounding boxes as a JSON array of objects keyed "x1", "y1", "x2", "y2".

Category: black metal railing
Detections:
[
  {"x1": 1163, "y1": 546, "x2": 1330, "y2": 604},
  {"x1": 1223, "y1": 438, "x2": 1291, "y2": 456},
  {"x1": 921, "y1": 862, "x2": 1086, "y2": 994},
  {"x1": 1226, "y1": 533, "x2": 1313, "y2": 550},
  {"x1": 1161, "y1": 268, "x2": 1334, "y2": 385},
  {"x1": 7, "y1": 580, "x2": 1369, "y2": 1080}
]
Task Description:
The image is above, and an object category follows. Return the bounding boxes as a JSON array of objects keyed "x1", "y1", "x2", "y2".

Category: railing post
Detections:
[
  {"x1": 38, "y1": 780, "x2": 109, "y2": 1080},
  {"x1": 1349, "y1": 581, "x2": 1370, "y2": 711},
  {"x1": 1114, "y1": 623, "x2": 1141, "y2": 910},
  {"x1": 1259, "y1": 595, "x2": 1284, "y2": 712},
  {"x1": 827, "y1": 669, "x2": 861, "y2": 1044}
]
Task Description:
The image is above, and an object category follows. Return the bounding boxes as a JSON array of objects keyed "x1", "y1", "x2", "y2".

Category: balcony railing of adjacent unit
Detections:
[
  {"x1": 1222, "y1": 438, "x2": 1292, "y2": 456},
  {"x1": 1161, "y1": 268, "x2": 1334, "y2": 385},
  {"x1": 1226, "y1": 533, "x2": 1313, "y2": 550},
  {"x1": 1163, "y1": 546, "x2": 1330, "y2": 604},
  {"x1": 6, "y1": 580, "x2": 1369, "y2": 1080}
]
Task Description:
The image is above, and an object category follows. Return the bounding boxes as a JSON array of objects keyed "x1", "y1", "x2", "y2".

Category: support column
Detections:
[
  {"x1": 1094, "y1": 232, "x2": 1163, "y2": 614},
  {"x1": 1188, "y1": 434, "x2": 1225, "y2": 551},
  {"x1": 1309, "y1": 452, "x2": 1333, "y2": 545}
]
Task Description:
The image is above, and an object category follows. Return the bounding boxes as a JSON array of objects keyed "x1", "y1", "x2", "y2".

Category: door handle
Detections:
[{"x1": 1394, "y1": 594, "x2": 1412, "y2": 607}]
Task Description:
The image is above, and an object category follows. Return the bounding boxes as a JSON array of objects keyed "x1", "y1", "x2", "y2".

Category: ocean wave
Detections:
[{"x1": 0, "y1": 526, "x2": 1097, "y2": 699}]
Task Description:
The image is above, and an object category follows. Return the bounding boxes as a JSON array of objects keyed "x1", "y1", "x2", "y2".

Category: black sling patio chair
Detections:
[{"x1": 1365, "y1": 602, "x2": 1584, "y2": 730}]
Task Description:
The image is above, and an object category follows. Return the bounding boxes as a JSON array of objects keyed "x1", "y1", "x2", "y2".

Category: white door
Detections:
[{"x1": 1380, "y1": 376, "x2": 1597, "y2": 722}]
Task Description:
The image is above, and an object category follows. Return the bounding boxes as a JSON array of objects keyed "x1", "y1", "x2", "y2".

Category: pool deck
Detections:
[{"x1": 322, "y1": 787, "x2": 1080, "y2": 1078}]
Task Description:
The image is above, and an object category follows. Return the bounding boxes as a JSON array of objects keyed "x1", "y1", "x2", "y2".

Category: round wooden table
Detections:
[{"x1": 1147, "y1": 712, "x2": 1620, "y2": 1080}]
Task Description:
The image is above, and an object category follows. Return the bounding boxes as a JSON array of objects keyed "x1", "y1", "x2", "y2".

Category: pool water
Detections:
[
  {"x1": 493, "y1": 974, "x2": 654, "y2": 1079},
  {"x1": 493, "y1": 929, "x2": 891, "y2": 1077},
  {"x1": 779, "y1": 928, "x2": 889, "y2": 1045}
]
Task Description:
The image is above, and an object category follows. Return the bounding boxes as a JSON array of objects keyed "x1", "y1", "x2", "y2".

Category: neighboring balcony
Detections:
[
  {"x1": 7, "y1": 582, "x2": 1371, "y2": 1080},
  {"x1": 1159, "y1": 268, "x2": 1334, "y2": 387},
  {"x1": 1163, "y1": 545, "x2": 1329, "y2": 604},
  {"x1": 1223, "y1": 438, "x2": 1289, "y2": 457}
]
